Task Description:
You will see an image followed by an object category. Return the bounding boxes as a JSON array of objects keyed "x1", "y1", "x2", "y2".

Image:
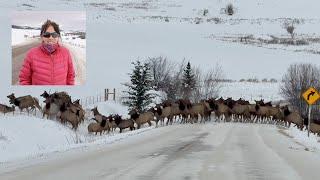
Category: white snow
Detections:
[
  {"x1": 285, "y1": 126, "x2": 320, "y2": 152},
  {"x1": 11, "y1": 28, "x2": 39, "y2": 46},
  {"x1": 0, "y1": 101, "x2": 154, "y2": 163},
  {"x1": 93, "y1": 100, "x2": 130, "y2": 118},
  {"x1": 1, "y1": 98, "x2": 320, "y2": 164},
  {"x1": 1, "y1": 0, "x2": 320, "y2": 166},
  {"x1": 1, "y1": 0, "x2": 319, "y2": 102},
  {"x1": 12, "y1": 28, "x2": 86, "y2": 52},
  {"x1": 220, "y1": 82, "x2": 282, "y2": 102}
]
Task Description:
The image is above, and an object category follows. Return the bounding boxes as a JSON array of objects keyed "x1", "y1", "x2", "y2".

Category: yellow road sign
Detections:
[{"x1": 302, "y1": 87, "x2": 320, "y2": 105}]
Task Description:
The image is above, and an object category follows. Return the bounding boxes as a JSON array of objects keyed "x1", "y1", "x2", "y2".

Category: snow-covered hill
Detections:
[{"x1": 1, "y1": 0, "x2": 320, "y2": 101}]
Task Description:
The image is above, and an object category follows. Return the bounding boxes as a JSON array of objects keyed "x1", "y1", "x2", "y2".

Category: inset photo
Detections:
[{"x1": 11, "y1": 11, "x2": 86, "y2": 85}]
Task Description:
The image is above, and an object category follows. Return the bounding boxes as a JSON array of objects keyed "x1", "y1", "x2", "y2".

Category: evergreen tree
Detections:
[
  {"x1": 182, "y1": 62, "x2": 196, "y2": 99},
  {"x1": 123, "y1": 60, "x2": 155, "y2": 112}
]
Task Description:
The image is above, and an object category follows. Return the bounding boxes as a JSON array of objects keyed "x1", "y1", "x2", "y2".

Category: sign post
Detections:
[
  {"x1": 302, "y1": 87, "x2": 320, "y2": 137},
  {"x1": 307, "y1": 105, "x2": 311, "y2": 137}
]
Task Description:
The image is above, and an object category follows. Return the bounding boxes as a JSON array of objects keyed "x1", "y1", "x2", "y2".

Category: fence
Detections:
[{"x1": 79, "y1": 88, "x2": 116, "y2": 107}]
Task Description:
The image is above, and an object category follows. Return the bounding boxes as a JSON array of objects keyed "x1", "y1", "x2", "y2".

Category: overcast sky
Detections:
[{"x1": 11, "y1": 11, "x2": 86, "y2": 31}]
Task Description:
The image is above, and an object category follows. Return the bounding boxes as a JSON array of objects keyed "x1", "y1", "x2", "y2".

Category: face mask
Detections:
[{"x1": 41, "y1": 42, "x2": 59, "y2": 54}]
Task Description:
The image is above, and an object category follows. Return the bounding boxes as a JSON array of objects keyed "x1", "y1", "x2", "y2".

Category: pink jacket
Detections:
[{"x1": 19, "y1": 45, "x2": 75, "y2": 85}]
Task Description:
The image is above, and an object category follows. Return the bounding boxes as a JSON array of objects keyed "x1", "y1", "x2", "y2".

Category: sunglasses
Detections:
[{"x1": 42, "y1": 32, "x2": 59, "y2": 38}]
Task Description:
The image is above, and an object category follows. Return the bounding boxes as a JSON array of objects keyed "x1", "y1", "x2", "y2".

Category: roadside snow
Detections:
[
  {"x1": 285, "y1": 126, "x2": 320, "y2": 152},
  {"x1": 11, "y1": 29, "x2": 39, "y2": 46},
  {"x1": 0, "y1": 101, "x2": 154, "y2": 163}
]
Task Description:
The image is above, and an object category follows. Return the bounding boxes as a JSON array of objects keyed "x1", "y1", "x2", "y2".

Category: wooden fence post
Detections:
[
  {"x1": 105, "y1": 89, "x2": 107, "y2": 101},
  {"x1": 104, "y1": 88, "x2": 116, "y2": 101}
]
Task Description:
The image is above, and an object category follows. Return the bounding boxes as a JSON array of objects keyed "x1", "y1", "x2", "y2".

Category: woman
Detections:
[{"x1": 19, "y1": 20, "x2": 75, "y2": 85}]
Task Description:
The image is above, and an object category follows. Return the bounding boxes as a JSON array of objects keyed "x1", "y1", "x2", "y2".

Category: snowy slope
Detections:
[
  {"x1": 220, "y1": 82, "x2": 282, "y2": 102},
  {"x1": 0, "y1": 101, "x2": 154, "y2": 163}
]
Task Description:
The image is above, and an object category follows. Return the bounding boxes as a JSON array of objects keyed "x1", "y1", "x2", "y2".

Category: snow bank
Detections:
[
  {"x1": 285, "y1": 127, "x2": 320, "y2": 151},
  {"x1": 0, "y1": 115, "x2": 79, "y2": 163},
  {"x1": 96, "y1": 100, "x2": 130, "y2": 118},
  {"x1": 0, "y1": 101, "x2": 154, "y2": 163}
]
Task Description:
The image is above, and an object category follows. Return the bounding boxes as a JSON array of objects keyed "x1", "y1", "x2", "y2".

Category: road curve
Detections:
[{"x1": 0, "y1": 123, "x2": 319, "y2": 180}]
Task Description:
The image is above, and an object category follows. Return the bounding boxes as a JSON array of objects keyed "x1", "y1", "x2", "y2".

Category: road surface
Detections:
[
  {"x1": 0, "y1": 123, "x2": 319, "y2": 180},
  {"x1": 12, "y1": 39, "x2": 85, "y2": 85}
]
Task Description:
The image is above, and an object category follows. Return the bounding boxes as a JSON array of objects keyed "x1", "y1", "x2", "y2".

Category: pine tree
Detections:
[
  {"x1": 123, "y1": 60, "x2": 155, "y2": 112},
  {"x1": 182, "y1": 62, "x2": 196, "y2": 99}
]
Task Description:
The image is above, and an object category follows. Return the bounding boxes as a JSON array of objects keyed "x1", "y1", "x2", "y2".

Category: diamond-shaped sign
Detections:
[{"x1": 302, "y1": 87, "x2": 320, "y2": 105}]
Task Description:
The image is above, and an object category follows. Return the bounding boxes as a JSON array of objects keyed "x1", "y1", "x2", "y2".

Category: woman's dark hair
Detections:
[{"x1": 40, "y1": 20, "x2": 61, "y2": 36}]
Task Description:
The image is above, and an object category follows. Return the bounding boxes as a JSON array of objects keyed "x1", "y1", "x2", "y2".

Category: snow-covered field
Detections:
[
  {"x1": 0, "y1": 0, "x2": 319, "y2": 100},
  {"x1": 220, "y1": 82, "x2": 282, "y2": 102}
]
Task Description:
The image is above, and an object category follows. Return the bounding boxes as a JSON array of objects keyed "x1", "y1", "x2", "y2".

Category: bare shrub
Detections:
[
  {"x1": 192, "y1": 63, "x2": 224, "y2": 102},
  {"x1": 246, "y1": 78, "x2": 259, "y2": 83},
  {"x1": 226, "y1": 4, "x2": 234, "y2": 16},
  {"x1": 262, "y1": 78, "x2": 268, "y2": 83},
  {"x1": 166, "y1": 60, "x2": 186, "y2": 100},
  {"x1": 270, "y1": 78, "x2": 278, "y2": 83},
  {"x1": 280, "y1": 63, "x2": 320, "y2": 118},
  {"x1": 203, "y1": 9, "x2": 209, "y2": 16},
  {"x1": 283, "y1": 19, "x2": 300, "y2": 41},
  {"x1": 147, "y1": 56, "x2": 173, "y2": 91},
  {"x1": 207, "y1": 17, "x2": 222, "y2": 24}
]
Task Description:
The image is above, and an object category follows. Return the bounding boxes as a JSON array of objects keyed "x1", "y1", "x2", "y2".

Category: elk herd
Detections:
[{"x1": 1, "y1": 91, "x2": 320, "y2": 137}]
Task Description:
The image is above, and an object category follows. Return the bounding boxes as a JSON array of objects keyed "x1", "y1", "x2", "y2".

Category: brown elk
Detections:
[
  {"x1": 129, "y1": 109, "x2": 153, "y2": 129},
  {"x1": 7, "y1": 93, "x2": 41, "y2": 115},
  {"x1": 0, "y1": 104, "x2": 15, "y2": 115},
  {"x1": 113, "y1": 114, "x2": 135, "y2": 133}
]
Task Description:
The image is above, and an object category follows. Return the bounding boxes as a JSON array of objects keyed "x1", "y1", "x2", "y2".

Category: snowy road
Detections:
[
  {"x1": 1, "y1": 123, "x2": 319, "y2": 180},
  {"x1": 11, "y1": 40, "x2": 85, "y2": 85}
]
